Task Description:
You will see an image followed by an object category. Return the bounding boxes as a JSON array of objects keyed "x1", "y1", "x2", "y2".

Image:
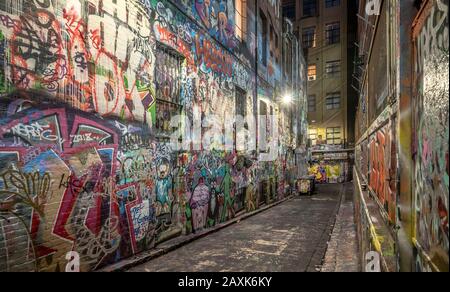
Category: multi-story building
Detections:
[
  {"x1": 283, "y1": 0, "x2": 350, "y2": 149},
  {"x1": 0, "y1": 0, "x2": 308, "y2": 272}
]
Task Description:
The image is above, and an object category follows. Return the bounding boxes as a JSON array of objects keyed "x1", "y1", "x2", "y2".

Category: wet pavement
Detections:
[{"x1": 128, "y1": 184, "x2": 345, "y2": 272}]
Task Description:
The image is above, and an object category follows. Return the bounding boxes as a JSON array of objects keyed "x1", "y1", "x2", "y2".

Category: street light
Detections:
[{"x1": 282, "y1": 94, "x2": 293, "y2": 105}]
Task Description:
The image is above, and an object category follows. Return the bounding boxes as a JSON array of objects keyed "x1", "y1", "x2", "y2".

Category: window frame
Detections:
[
  {"x1": 325, "y1": 92, "x2": 341, "y2": 110},
  {"x1": 302, "y1": 26, "x2": 317, "y2": 49},
  {"x1": 326, "y1": 127, "x2": 342, "y2": 145},
  {"x1": 303, "y1": 0, "x2": 317, "y2": 17},
  {"x1": 325, "y1": 22, "x2": 340, "y2": 45},
  {"x1": 325, "y1": 0, "x2": 340, "y2": 8},
  {"x1": 307, "y1": 64, "x2": 317, "y2": 81},
  {"x1": 308, "y1": 95, "x2": 317, "y2": 112},
  {"x1": 325, "y1": 60, "x2": 341, "y2": 77}
]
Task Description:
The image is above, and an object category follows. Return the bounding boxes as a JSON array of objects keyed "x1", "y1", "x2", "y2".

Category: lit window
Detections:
[
  {"x1": 308, "y1": 64, "x2": 317, "y2": 81},
  {"x1": 155, "y1": 44, "x2": 184, "y2": 138},
  {"x1": 326, "y1": 127, "x2": 342, "y2": 145},
  {"x1": 309, "y1": 128, "x2": 318, "y2": 145},
  {"x1": 235, "y1": 0, "x2": 247, "y2": 41}
]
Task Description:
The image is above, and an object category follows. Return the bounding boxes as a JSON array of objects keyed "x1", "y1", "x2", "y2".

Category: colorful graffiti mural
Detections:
[
  {"x1": 309, "y1": 162, "x2": 347, "y2": 184},
  {"x1": 413, "y1": 0, "x2": 449, "y2": 272},
  {"x1": 0, "y1": 0, "x2": 308, "y2": 272},
  {"x1": 368, "y1": 121, "x2": 397, "y2": 224},
  {"x1": 0, "y1": 0, "x2": 157, "y2": 126}
]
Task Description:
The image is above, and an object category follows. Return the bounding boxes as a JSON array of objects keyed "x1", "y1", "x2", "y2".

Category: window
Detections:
[
  {"x1": 88, "y1": 2, "x2": 97, "y2": 15},
  {"x1": 283, "y1": 2, "x2": 296, "y2": 19},
  {"x1": 259, "y1": 100, "x2": 268, "y2": 152},
  {"x1": 235, "y1": 88, "x2": 247, "y2": 118},
  {"x1": 326, "y1": 127, "x2": 342, "y2": 145},
  {"x1": 325, "y1": 22, "x2": 340, "y2": 45},
  {"x1": 302, "y1": 27, "x2": 316, "y2": 48},
  {"x1": 308, "y1": 95, "x2": 317, "y2": 112},
  {"x1": 303, "y1": 0, "x2": 317, "y2": 17},
  {"x1": 155, "y1": 44, "x2": 184, "y2": 137},
  {"x1": 325, "y1": 0, "x2": 340, "y2": 8},
  {"x1": 326, "y1": 92, "x2": 341, "y2": 110},
  {"x1": 235, "y1": 88, "x2": 247, "y2": 150},
  {"x1": 0, "y1": 0, "x2": 23, "y2": 14},
  {"x1": 308, "y1": 64, "x2": 317, "y2": 81},
  {"x1": 259, "y1": 10, "x2": 268, "y2": 66},
  {"x1": 309, "y1": 128, "x2": 318, "y2": 145},
  {"x1": 325, "y1": 60, "x2": 341, "y2": 77},
  {"x1": 270, "y1": 26, "x2": 275, "y2": 58},
  {"x1": 235, "y1": 0, "x2": 247, "y2": 41}
]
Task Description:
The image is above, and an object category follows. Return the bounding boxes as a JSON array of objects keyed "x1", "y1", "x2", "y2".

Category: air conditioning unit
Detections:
[{"x1": 308, "y1": 75, "x2": 316, "y2": 81}]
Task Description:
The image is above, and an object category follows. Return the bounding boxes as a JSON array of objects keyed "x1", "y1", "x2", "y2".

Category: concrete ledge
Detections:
[
  {"x1": 354, "y1": 167, "x2": 397, "y2": 272},
  {"x1": 97, "y1": 195, "x2": 294, "y2": 272}
]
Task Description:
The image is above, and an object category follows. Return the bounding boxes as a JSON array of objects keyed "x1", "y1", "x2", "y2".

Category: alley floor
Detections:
[{"x1": 127, "y1": 184, "x2": 358, "y2": 272}]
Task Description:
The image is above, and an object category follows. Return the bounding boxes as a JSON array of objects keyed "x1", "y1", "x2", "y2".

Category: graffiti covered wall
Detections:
[
  {"x1": 355, "y1": 0, "x2": 448, "y2": 272},
  {"x1": 0, "y1": 0, "x2": 307, "y2": 272},
  {"x1": 412, "y1": 0, "x2": 449, "y2": 272},
  {"x1": 368, "y1": 121, "x2": 397, "y2": 224}
]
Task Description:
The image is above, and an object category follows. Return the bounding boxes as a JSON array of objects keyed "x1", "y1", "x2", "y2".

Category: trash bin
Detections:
[{"x1": 297, "y1": 175, "x2": 315, "y2": 196}]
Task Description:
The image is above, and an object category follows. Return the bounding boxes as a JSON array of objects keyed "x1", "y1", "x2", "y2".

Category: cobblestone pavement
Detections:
[
  {"x1": 128, "y1": 184, "x2": 346, "y2": 272},
  {"x1": 321, "y1": 184, "x2": 361, "y2": 272}
]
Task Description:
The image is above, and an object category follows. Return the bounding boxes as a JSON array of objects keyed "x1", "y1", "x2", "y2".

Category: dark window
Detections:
[
  {"x1": 259, "y1": 10, "x2": 268, "y2": 66},
  {"x1": 155, "y1": 44, "x2": 184, "y2": 138},
  {"x1": 283, "y1": 2, "x2": 296, "y2": 20},
  {"x1": 302, "y1": 27, "x2": 316, "y2": 48},
  {"x1": 308, "y1": 95, "x2": 317, "y2": 112},
  {"x1": 88, "y1": 2, "x2": 97, "y2": 15},
  {"x1": 235, "y1": 88, "x2": 247, "y2": 118},
  {"x1": 325, "y1": 0, "x2": 340, "y2": 8},
  {"x1": 326, "y1": 92, "x2": 341, "y2": 110},
  {"x1": 235, "y1": 88, "x2": 247, "y2": 151},
  {"x1": 325, "y1": 22, "x2": 340, "y2": 45},
  {"x1": 303, "y1": 0, "x2": 317, "y2": 17},
  {"x1": 259, "y1": 100, "x2": 268, "y2": 153},
  {"x1": 325, "y1": 60, "x2": 341, "y2": 77}
]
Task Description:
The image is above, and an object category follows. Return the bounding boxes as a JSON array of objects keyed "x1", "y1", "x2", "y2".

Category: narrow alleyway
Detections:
[
  {"x1": 128, "y1": 184, "x2": 354, "y2": 272},
  {"x1": 321, "y1": 184, "x2": 360, "y2": 272}
]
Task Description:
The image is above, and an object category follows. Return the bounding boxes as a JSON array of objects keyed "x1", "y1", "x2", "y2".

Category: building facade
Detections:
[
  {"x1": 0, "y1": 0, "x2": 308, "y2": 272},
  {"x1": 282, "y1": 0, "x2": 354, "y2": 185},
  {"x1": 284, "y1": 0, "x2": 349, "y2": 149},
  {"x1": 354, "y1": 0, "x2": 448, "y2": 272}
]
